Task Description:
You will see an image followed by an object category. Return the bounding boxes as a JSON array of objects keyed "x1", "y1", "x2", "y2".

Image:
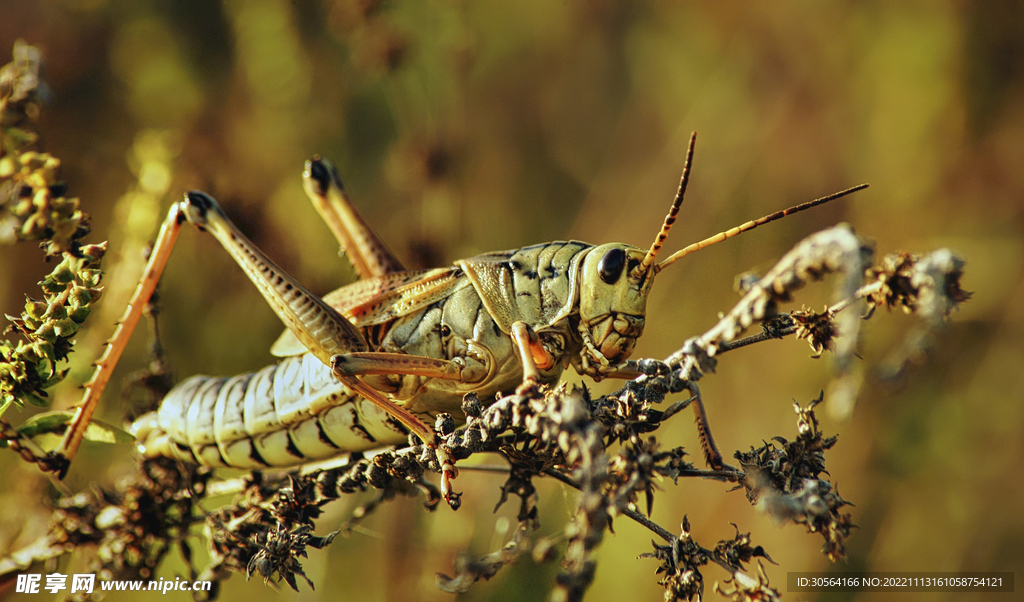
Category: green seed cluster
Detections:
[
  {"x1": 1, "y1": 152, "x2": 87, "y2": 255},
  {"x1": 2, "y1": 246, "x2": 105, "y2": 410},
  {"x1": 1, "y1": 42, "x2": 106, "y2": 415}
]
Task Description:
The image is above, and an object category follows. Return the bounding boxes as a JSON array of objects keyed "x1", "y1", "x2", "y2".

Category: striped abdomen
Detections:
[{"x1": 131, "y1": 353, "x2": 408, "y2": 468}]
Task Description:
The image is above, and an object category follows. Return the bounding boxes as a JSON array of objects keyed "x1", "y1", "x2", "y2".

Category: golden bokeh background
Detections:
[{"x1": 2, "y1": 1, "x2": 1022, "y2": 601}]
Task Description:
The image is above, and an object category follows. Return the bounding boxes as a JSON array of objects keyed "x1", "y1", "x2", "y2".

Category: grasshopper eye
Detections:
[{"x1": 598, "y1": 248, "x2": 626, "y2": 284}]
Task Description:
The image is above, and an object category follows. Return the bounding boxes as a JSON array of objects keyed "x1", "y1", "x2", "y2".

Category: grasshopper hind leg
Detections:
[
  {"x1": 54, "y1": 201, "x2": 186, "y2": 472},
  {"x1": 172, "y1": 190, "x2": 460, "y2": 502},
  {"x1": 302, "y1": 157, "x2": 405, "y2": 278}
]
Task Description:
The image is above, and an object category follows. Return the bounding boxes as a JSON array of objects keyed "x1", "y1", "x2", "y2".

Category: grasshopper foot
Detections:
[
  {"x1": 430, "y1": 414, "x2": 461, "y2": 507},
  {"x1": 703, "y1": 448, "x2": 739, "y2": 473},
  {"x1": 436, "y1": 445, "x2": 461, "y2": 509}
]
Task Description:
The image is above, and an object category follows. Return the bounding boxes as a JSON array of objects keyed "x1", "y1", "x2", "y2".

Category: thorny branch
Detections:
[
  {"x1": 3, "y1": 223, "x2": 970, "y2": 601},
  {"x1": 0, "y1": 43, "x2": 973, "y2": 602}
]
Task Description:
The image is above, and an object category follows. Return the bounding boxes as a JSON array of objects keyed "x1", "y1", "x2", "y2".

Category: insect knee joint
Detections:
[{"x1": 180, "y1": 191, "x2": 219, "y2": 227}]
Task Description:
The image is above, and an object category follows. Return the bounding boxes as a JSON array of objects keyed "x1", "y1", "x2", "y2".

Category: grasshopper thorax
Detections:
[{"x1": 576, "y1": 243, "x2": 655, "y2": 370}]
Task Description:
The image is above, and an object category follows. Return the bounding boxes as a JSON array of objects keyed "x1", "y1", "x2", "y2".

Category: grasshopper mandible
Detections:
[{"x1": 53, "y1": 133, "x2": 862, "y2": 501}]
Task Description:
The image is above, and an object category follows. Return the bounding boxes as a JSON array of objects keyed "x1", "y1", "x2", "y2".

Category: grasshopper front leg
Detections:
[{"x1": 510, "y1": 322, "x2": 555, "y2": 386}]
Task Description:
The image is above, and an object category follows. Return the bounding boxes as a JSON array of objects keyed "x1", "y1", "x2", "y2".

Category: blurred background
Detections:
[{"x1": 1, "y1": 1, "x2": 1021, "y2": 601}]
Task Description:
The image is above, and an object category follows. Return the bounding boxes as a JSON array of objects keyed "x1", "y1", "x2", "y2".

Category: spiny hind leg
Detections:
[
  {"x1": 55, "y1": 184, "x2": 402, "y2": 478},
  {"x1": 55, "y1": 202, "x2": 186, "y2": 473},
  {"x1": 187, "y1": 189, "x2": 485, "y2": 494},
  {"x1": 303, "y1": 157, "x2": 405, "y2": 278},
  {"x1": 61, "y1": 190, "x2": 376, "y2": 474},
  {"x1": 179, "y1": 191, "x2": 371, "y2": 365},
  {"x1": 57, "y1": 190, "x2": 376, "y2": 473}
]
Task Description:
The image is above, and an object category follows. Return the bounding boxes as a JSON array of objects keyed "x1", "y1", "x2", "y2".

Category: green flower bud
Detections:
[
  {"x1": 31, "y1": 340, "x2": 54, "y2": 362},
  {"x1": 43, "y1": 302, "x2": 67, "y2": 321},
  {"x1": 13, "y1": 197, "x2": 33, "y2": 216},
  {"x1": 68, "y1": 285, "x2": 92, "y2": 307},
  {"x1": 24, "y1": 300, "x2": 47, "y2": 320},
  {"x1": 79, "y1": 269, "x2": 102, "y2": 288},
  {"x1": 33, "y1": 322, "x2": 56, "y2": 343},
  {"x1": 53, "y1": 317, "x2": 79, "y2": 338},
  {"x1": 69, "y1": 305, "x2": 91, "y2": 323},
  {"x1": 51, "y1": 259, "x2": 76, "y2": 284},
  {"x1": 80, "y1": 243, "x2": 107, "y2": 263}
]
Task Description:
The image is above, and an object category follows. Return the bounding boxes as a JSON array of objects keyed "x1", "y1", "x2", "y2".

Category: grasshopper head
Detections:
[
  {"x1": 571, "y1": 132, "x2": 862, "y2": 376},
  {"x1": 575, "y1": 133, "x2": 696, "y2": 375},
  {"x1": 576, "y1": 243, "x2": 656, "y2": 368}
]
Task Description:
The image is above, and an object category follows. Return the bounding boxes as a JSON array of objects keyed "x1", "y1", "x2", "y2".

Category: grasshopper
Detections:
[{"x1": 52, "y1": 133, "x2": 862, "y2": 500}]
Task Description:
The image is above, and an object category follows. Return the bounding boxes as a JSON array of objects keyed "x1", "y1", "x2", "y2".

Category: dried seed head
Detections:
[{"x1": 790, "y1": 305, "x2": 838, "y2": 357}]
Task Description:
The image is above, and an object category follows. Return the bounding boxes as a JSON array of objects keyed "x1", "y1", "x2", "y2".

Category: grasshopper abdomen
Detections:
[{"x1": 133, "y1": 354, "x2": 407, "y2": 468}]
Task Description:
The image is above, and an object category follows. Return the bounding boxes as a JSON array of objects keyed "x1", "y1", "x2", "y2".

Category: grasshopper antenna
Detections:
[
  {"x1": 636, "y1": 132, "x2": 697, "y2": 277},
  {"x1": 654, "y1": 183, "x2": 869, "y2": 273}
]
